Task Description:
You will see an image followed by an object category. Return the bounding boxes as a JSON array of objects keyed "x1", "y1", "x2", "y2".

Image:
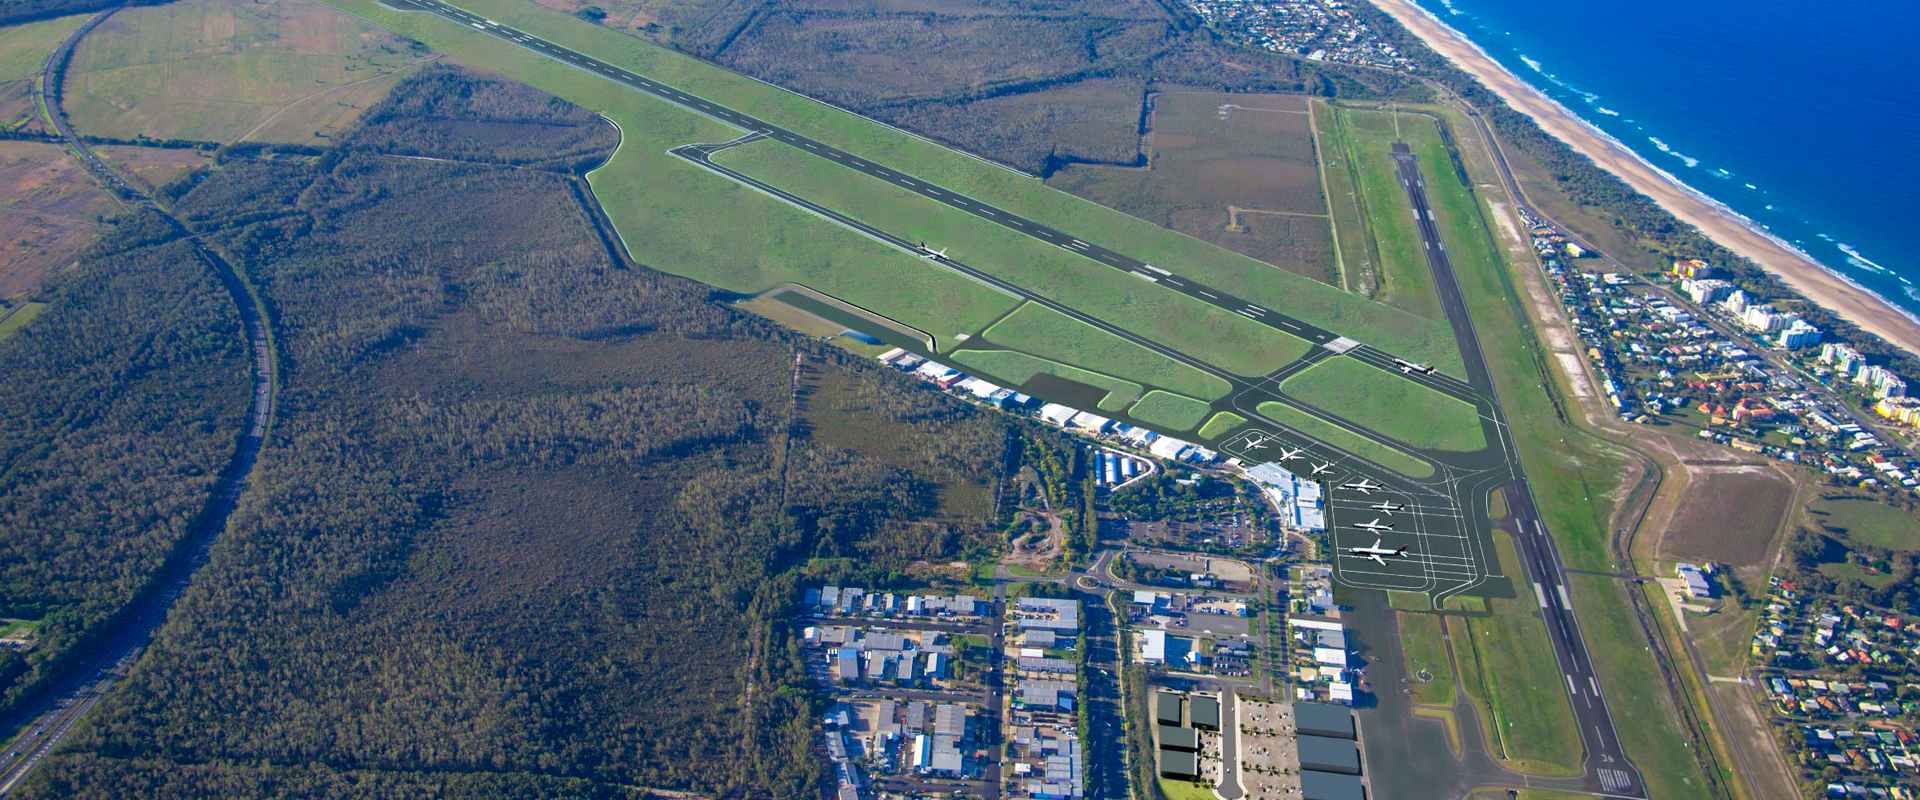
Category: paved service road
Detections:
[
  {"x1": 380, "y1": 3, "x2": 1647, "y2": 794},
  {"x1": 1390, "y1": 142, "x2": 1642, "y2": 797}
]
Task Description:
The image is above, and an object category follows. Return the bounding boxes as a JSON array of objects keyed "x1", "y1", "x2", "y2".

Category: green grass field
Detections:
[
  {"x1": 1280, "y1": 356, "x2": 1487, "y2": 452},
  {"x1": 1448, "y1": 533, "x2": 1580, "y2": 776},
  {"x1": 1811, "y1": 496, "x2": 1920, "y2": 551},
  {"x1": 0, "y1": 303, "x2": 46, "y2": 341},
  {"x1": 1127, "y1": 390, "x2": 1212, "y2": 432},
  {"x1": 313, "y1": 0, "x2": 1459, "y2": 371},
  {"x1": 1415, "y1": 99, "x2": 1711, "y2": 796},
  {"x1": 0, "y1": 14, "x2": 86, "y2": 82},
  {"x1": 979, "y1": 303, "x2": 1233, "y2": 400},
  {"x1": 1197, "y1": 411, "x2": 1246, "y2": 441},
  {"x1": 716, "y1": 142, "x2": 1313, "y2": 378},
  {"x1": 1158, "y1": 777, "x2": 1214, "y2": 800},
  {"x1": 1253, "y1": 401, "x2": 1433, "y2": 478},
  {"x1": 1322, "y1": 104, "x2": 1442, "y2": 321},
  {"x1": 63, "y1": 0, "x2": 422, "y2": 143},
  {"x1": 1396, "y1": 610, "x2": 1455, "y2": 707},
  {"x1": 951, "y1": 349, "x2": 1142, "y2": 412}
]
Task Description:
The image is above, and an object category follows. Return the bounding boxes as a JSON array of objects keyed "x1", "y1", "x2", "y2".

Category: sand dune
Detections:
[{"x1": 1367, "y1": 0, "x2": 1920, "y2": 355}]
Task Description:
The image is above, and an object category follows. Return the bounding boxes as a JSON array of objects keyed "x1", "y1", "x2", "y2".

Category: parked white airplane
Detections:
[
  {"x1": 1370, "y1": 501, "x2": 1405, "y2": 515},
  {"x1": 1353, "y1": 518, "x2": 1394, "y2": 534},
  {"x1": 1394, "y1": 358, "x2": 1437, "y2": 375},
  {"x1": 1310, "y1": 461, "x2": 1335, "y2": 476},
  {"x1": 1342, "y1": 478, "x2": 1382, "y2": 494},
  {"x1": 1347, "y1": 538, "x2": 1408, "y2": 566},
  {"x1": 917, "y1": 243, "x2": 949, "y2": 260},
  {"x1": 1275, "y1": 447, "x2": 1305, "y2": 461}
]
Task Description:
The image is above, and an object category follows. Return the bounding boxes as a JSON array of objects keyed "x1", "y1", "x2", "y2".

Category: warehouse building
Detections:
[
  {"x1": 1297, "y1": 735, "x2": 1361, "y2": 775},
  {"x1": 1300, "y1": 770, "x2": 1366, "y2": 800},
  {"x1": 1159, "y1": 748, "x2": 1199, "y2": 780},
  {"x1": 1156, "y1": 691, "x2": 1184, "y2": 726},
  {"x1": 1189, "y1": 694, "x2": 1221, "y2": 731},
  {"x1": 1158, "y1": 725, "x2": 1198, "y2": 752},
  {"x1": 1294, "y1": 702, "x2": 1356, "y2": 739}
]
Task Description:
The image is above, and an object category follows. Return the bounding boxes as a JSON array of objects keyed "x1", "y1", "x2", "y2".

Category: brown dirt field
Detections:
[
  {"x1": 92, "y1": 146, "x2": 213, "y2": 195},
  {"x1": 0, "y1": 142, "x2": 119, "y2": 300},
  {"x1": 1651, "y1": 464, "x2": 1798, "y2": 576},
  {"x1": 0, "y1": 81, "x2": 50, "y2": 136}
]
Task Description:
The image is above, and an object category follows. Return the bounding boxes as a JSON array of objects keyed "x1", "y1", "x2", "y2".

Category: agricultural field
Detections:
[
  {"x1": 92, "y1": 145, "x2": 213, "y2": 195},
  {"x1": 315, "y1": 0, "x2": 1461, "y2": 370},
  {"x1": 1047, "y1": 91, "x2": 1337, "y2": 284},
  {"x1": 1319, "y1": 103, "x2": 1443, "y2": 319},
  {"x1": 1279, "y1": 356, "x2": 1486, "y2": 452},
  {"x1": 1253, "y1": 400, "x2": 1433, "y2": 478},
  {"x1": 0, "y1": 141, "x2": 120, "y2": 300},
  {"x1": 61, "y1": 0, "x2": 428, "y2": 143},
  {"x1": 713, "y1": 140, "x2": 1315, "y2": 376},
  {"x1": 0, "y1": 13, "x2": 89, "y2": 135}
]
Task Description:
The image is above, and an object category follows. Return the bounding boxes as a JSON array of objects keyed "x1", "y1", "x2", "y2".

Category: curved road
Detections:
[{"x1": 0, "y1": 8, "x2": 277, "y2": 794}]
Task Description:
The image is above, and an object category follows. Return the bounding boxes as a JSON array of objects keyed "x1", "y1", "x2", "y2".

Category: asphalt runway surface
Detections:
[{"x1": 359, "y1": 4, "x2": 1651, "y2": 795}]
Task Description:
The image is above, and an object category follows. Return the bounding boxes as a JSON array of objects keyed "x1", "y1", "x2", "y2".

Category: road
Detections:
[
  {"x1": 369, "y1": 2, "x2": 1647, "y2": 793},
  {"x1": 0, "y1": 7, "x2": 278, "y2": 794},
  {"x1": 1390, "y1": 142, "x2": 1642, "y2": 796}
]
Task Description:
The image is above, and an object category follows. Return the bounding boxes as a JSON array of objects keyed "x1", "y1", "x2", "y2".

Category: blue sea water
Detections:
[{"x1": 1406, "y1": 0, "x2": 1920, "y2": 326}]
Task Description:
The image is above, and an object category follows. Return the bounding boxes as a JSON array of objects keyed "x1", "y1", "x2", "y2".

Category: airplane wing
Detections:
[{"x1": 1368, "y1": 553, "x2": 1386, "y2": 566}]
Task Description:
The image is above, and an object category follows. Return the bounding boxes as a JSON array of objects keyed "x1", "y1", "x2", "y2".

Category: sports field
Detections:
[
  {"x1": 1253, "y1": 401, "x2": 1433, "y2": 479},
  {"x1": 715, "y1": 141, "x2": 1315, "y2": 377},
  {"x1": 63, "y1": 0, "x2": 424, "y2": 143},
  {"x1": 314, "y1": 0, "x2": 1461, "y2": 372},
  {"x1": 1280, "y1": 356, "x2": 1486, "y2": 453}
]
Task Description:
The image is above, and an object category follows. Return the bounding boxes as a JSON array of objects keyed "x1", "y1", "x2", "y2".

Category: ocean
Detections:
[{"x1": 1406, "y1": 0, "x2": 1920, "y2": 324}]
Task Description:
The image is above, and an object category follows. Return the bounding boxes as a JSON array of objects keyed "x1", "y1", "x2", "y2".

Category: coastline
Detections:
[{"x1": 1365, "y1": 0, "x2": 1920, "y2": 356}]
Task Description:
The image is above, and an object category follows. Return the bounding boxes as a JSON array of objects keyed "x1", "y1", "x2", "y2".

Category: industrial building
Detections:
[
  {"x1": 1158, "y1": 725, "x2": 1198, "y2": 752},
  {"x1": 1299, "y1": 770, "x2": 1366, "y2": 800},
  {"x1": 1155, "y1": 692, "x2": 1183, "y2": 726},
  {"x1": 1189, "y1": 694, "x2": 1220, "y2": 731},
  {"x1": 1296, "y1": 735, "x2": 1361, "y2": 775},
  {"x1": 1158, "y1": 748, "x2": 1199, "y2": 780},
  {"x1": 1294, "y1": 702, "x2": 1356, "y2": 739}
]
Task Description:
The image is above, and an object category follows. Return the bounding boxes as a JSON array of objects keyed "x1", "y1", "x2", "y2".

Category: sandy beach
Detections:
[{"x1": 1366, "y1": 0, "x2": 1920, "y2": 356}]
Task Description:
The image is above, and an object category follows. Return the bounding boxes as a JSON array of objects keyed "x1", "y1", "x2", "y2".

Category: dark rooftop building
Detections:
[
  {"x1": 1158, "y1": 725, "x2": 1198, "y2": 752},
  {"x1": 1300, "y1": 770, "x2": 1366, "y2": 800},
  {"x1": 1297, "y1": 735, "x2": 1361, "y2": 775},
  {"x1": 1159, "y1": 749, "x2": 1199, "y2": 780},
  {"x1": 1156, "y1": 692, "x2": 1184, "y2": 727},
  {"x1": 1189, "y1": 694, "x2": 1221, "y2": 731},
  {"x1": 1295, "y1": 701, "x2": 1356, "y2": 739}
]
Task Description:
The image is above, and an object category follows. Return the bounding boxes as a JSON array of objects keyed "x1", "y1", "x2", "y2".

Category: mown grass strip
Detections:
[
  {"x1": 1197, "y1": 411, "x2": 1247, "y2": 441},
  {"x1": 951, "y1": 349, "x2": 1142, "y2": 412},
  {"x1": 1253, "y1": 400, "x2": 1433, "y2": 478},
  {"x1": 1127, "y1": 390, "x2": 1212, "y2": 433},
  {"x1": 980, "y1": 303, "x2": 1234, "y2": 399},
  {"x1": 1279, "y1": 356, "x2": 1486, "y2": 452}
]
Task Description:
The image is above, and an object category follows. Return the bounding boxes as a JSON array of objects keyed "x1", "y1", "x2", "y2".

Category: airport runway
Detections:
[
  {"x1": 381, "y1": 4, "x2": 1645, "y2": 794},
  {"x1": 1391, "y1": 143, "x2": 1643, "y2": 797}
]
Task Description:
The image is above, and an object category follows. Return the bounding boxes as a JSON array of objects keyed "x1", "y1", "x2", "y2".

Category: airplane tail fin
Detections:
[{"x1": 1396, "y1": 546, "x2": 1408, "y2": 555}]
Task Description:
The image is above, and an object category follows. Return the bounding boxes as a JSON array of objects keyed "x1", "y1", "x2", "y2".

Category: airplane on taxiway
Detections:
[{"x1": 1342, "y1": 478, "x2": 1382, "y2": 494}]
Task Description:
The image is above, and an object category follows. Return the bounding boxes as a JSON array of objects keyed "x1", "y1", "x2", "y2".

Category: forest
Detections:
[
  {"x1": 0, "y1": 211, "x2": 249, "y2": 725},
  {"x1": 13, "y1": 65, "x2": 1011, "y2": 798}
]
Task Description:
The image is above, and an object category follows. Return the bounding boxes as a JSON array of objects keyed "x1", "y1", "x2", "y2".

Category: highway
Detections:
[
  {"x1": 1391, "y1": 142, "x2": 1643, "y2": 797},
  {"x1": 0, "y1": 6, "x2": 278, "y2": 794}
]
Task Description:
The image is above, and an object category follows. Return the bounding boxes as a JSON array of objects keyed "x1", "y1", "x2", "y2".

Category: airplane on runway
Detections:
[
  {"x1": 1347, "y1": 538, "x2": 1409, "y2": 566},
  {"x1": 1353, "y1": 518, "x2": 1394, "y2": 534},
  {"x1": 1394, "y1": 358, "x2": 1437, "y2": 375},
  {"x1": 1341, "y1": 478, "x2": 1382, "y2": 494},
  {"x1": 917, "y1": 243, "x2": 949, "y2": 260},
  {"x1": 1310, "y1": 462, "x2": 1334, "y2": 476},
  {"x1": 1274, "y1": 447, "x2": 1305, "y2": 461},
  {"x1": 1370, "y1": 501, "x2": 1405, "y2": 515}
]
